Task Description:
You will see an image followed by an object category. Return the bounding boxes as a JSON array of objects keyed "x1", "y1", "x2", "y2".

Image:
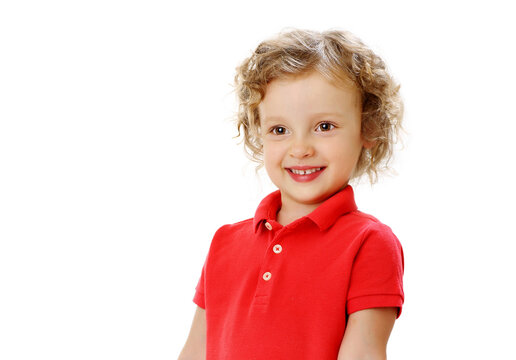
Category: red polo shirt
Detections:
[{"x1": 193, "y1": 185, "x2": 404, "y2": 360}]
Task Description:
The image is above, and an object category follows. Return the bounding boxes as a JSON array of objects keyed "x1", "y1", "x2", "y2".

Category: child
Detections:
[{"x1": 179, "y1": 28, "x2": 404, "y2": 360}]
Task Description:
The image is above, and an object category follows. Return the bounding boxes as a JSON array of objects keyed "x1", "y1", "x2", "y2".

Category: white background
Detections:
[{"x1": 1, "y1": 0, "x2": 515, "y2": 359}]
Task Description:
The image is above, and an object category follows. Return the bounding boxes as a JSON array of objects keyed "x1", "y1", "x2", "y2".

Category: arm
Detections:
[
  {"x1": 178, "y1": 306, "x2": 206, "y2": 360},
  {"x1": 337, "y1": 307, "x2": 397, "y2": 360}
]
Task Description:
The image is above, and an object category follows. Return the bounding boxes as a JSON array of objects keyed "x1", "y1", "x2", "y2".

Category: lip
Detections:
[{"x1": 285, "y1": 166, "x2": 326, "y2": 183}]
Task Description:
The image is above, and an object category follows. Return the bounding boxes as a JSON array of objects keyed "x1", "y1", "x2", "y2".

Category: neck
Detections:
[{"x1": 276, "y1": 201, "x2": 319, "y2": 226}]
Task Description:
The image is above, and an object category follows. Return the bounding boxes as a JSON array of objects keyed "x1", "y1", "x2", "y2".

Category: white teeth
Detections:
[{"x1": 290, "y1": 167, "x2": 321, "y2": 175}]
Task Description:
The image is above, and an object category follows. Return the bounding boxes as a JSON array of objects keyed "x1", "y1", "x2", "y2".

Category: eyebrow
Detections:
[
  {"x1": 262, "y1": 112, "x2": 346, "y2": 123},
  {"x1": 311, "y1": 112, "x2": 346, "y2": 118}
]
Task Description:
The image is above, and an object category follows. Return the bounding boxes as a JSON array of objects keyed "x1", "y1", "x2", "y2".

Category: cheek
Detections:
[
  {"x1": 262, "y1": 144, "x2": 275, "y2": 167},
  {"x1": 262, "y1": 143, "x2": 285, "y2": 172},
  {"x1": 321, "y1": 138, "x2": 363, "y2": 161}
]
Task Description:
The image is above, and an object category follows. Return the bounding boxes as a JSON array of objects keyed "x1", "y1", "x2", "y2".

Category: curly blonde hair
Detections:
[{"x1": 235, "y1": 28, "x2": 404, "y2": 184}]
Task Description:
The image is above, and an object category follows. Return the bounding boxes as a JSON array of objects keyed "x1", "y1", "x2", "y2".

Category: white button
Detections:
[
  {"x1": 264, "y1": 222, "x2": 273, "y2": 230},
  {"x1": 263, "y1": 272, "x2": 272, "y2": 281},
  {"x1": 273, "y1": 244, "x2": 282, "y2": 254}
]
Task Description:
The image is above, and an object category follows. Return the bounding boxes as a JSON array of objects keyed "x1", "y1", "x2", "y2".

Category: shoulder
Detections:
[
  {"x1": 215, "y1": 217, "x2": 254, "y2": 234},
  {"x1": 337, "y1": 210, "x2": 402, "y2": 255},
  {"x1": 203, "y1": 218, "x2": 255, "y2": 264},
  {"x1": 350, "y1": 210, "x2": 398, "y2": 236},
  {"x1": 348, "y1": 211, "x2": 404, "y2": 270},
  {"x1": 333, "y1": 209, "x2": 398, "y2": 238},
  {"x1": 210, "y1": 217, "x2": 255, "y2": 244}
]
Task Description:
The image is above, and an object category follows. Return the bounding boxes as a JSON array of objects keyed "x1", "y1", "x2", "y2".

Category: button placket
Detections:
[
  {"x1": 262, "y1": 221, "x2": 275, "y2": 282},
  {"x1": 256, "y1": 221, "x2": 285, "y2": 289},
  {"x1": 253, "y1": 224, "x2": 290, "y2": 308}
]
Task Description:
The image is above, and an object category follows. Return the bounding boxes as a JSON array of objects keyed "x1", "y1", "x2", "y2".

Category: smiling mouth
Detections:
[
  {"x1": 286, "y1": 167, "x2": 326, "y2": 182},
  {"x1": 288, "y1": 167, "x2": 323, "y2": 175}
]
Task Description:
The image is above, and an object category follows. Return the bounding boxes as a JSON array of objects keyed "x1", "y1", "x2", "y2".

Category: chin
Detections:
[{"x1": 295, "y1": 192, "x2": 331, "y2": 205}]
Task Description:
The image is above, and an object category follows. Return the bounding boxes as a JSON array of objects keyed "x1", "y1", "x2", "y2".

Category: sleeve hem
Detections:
[
  {"x1": 193, "y1": 290, "x2": 205, "y2": 309},
  {"x1": 347, "y1": 294, "x2": 404, "y2": 319}
]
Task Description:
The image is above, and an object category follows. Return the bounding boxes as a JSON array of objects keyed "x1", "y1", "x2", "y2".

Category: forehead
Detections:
[{"x1": 258, "y1": 71, "x2": 361, "y2": 122}]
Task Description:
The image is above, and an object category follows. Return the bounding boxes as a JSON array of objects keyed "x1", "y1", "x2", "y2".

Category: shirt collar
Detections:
[{"x1": 253, "y1": 185, "x2": 358, "y2": 233}]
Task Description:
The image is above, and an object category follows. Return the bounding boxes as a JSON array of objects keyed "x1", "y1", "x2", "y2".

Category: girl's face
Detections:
[{"x1": 259, "y1": 71, "x2": 369, "y2": 216}]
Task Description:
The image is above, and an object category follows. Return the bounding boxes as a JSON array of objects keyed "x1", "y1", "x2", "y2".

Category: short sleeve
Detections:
[
  {"x1": 191, "y1": 225, "x2": 229, "y2": 310},
  {"x1": 193, "y1": 259, "x2": 206, "y2": 309},
  {"x1": 347, "y1": 224, "x2": 405, "y2": 318}
]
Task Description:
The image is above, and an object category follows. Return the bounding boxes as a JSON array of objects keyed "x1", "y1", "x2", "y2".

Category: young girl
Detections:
[{"x1": 179, "y1": 28, "x2": 404, "y2": 360}]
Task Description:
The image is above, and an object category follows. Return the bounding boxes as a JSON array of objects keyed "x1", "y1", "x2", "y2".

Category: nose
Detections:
[{"x1": 289, "y1": 134, "x2": 314, "y2": 159}]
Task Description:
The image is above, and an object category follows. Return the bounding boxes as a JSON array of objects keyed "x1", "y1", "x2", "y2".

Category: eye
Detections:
[
  {"x1": 270, "y1": 126, "x2": 288, "y2": 135},
  {"x1": 316, "y1": 122, "x2": 335, "y2": 132}
]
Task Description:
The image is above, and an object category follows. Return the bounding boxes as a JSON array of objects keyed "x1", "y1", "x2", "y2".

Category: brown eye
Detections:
[
  {"x1": 272, "y1": 126, "x2": 288, "y2": 135},
  {"x1": 317, "y1": 122, "x2": 335, "y2": 132}
]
